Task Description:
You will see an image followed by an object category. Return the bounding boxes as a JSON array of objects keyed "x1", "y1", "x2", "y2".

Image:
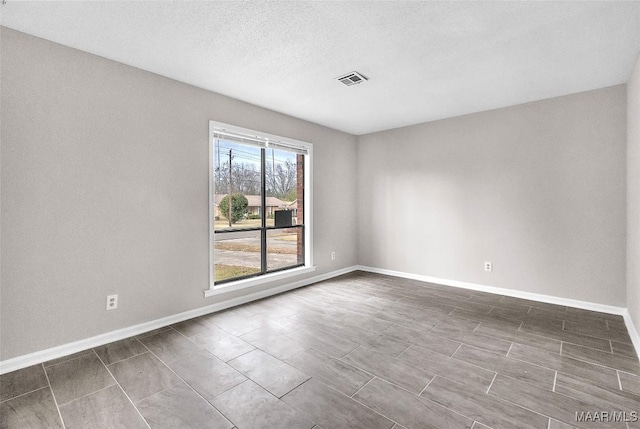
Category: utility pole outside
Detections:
[{"x1": 228, "y1": 149, "x2": 233, "y2": 228}]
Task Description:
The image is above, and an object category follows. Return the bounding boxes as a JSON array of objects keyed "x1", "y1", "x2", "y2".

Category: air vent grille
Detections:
[{"x1": 336, "y1": 71, "x2": 368, "y2": 86}]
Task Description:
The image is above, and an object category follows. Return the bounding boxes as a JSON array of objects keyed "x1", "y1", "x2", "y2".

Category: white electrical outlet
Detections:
[
  {"x1": 484, "y1": 261, "x2": 492, "y2": 272},
  {"x1": 106, "y1": 294, "x2": 118, "y2": 310},
  {"x1": 331, "y1": 251, "x2": 336, "y2": 260}
]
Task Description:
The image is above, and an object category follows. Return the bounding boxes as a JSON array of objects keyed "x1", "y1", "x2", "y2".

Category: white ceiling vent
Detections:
[{"x1": 336, "y1": 71, "x2": 368, "y2": 86}]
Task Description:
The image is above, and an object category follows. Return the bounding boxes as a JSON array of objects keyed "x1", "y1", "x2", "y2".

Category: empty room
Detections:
[{"x1": 1, "y1": 1, "x2": 640, "y2": 428}]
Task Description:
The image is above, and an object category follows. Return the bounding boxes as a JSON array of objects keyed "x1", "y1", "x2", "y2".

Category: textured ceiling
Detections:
[{"x1": 2, "y1": 1, "x2": 640, "y2": 135}]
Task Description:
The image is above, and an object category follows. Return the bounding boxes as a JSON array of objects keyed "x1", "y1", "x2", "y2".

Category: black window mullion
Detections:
[
  {"x1": 260, "y1": 148, "x2": 267, "y2": 274},
  {"x1": 212, "y1": 134, "x2": 307, "y2": 285}
]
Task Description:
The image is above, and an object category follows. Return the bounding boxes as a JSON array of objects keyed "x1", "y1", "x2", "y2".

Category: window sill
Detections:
[{"x1": 204, "y1": 265, "x2": 316, "y2": 297}]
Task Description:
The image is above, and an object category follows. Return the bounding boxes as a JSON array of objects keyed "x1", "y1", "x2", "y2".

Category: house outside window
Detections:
[{"x1": 208, "y1": 122, "x2": 313, "y2": 291}]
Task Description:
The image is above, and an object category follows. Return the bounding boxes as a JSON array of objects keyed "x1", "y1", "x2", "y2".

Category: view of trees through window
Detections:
[{"x1": 213, "y1": 137, "x2": 305, "y2": 284}]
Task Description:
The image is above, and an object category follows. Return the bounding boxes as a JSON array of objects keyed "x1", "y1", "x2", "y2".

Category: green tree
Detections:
[{"x1": 219, "y1": 194, "x2": 248, "y2": 225}]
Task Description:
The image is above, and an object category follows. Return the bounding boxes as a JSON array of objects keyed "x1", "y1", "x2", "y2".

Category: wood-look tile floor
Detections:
[{"x1": 2, "y1": 271, "x2": 639, "y2": 429}]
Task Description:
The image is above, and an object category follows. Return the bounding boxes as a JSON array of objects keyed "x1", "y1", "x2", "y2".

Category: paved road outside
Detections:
[{"x1": 214, "y1": 231, "x2": 299, "y2": 271}]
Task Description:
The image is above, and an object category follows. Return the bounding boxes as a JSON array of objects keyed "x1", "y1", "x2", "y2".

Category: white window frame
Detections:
[{"x1": 205, "y1": 121, "x2": 314, "y2": 297}]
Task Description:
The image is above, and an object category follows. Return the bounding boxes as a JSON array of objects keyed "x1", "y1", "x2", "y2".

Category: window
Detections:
[{"x1": 208, "y1": 122, "x2": 313, "y2": 292}]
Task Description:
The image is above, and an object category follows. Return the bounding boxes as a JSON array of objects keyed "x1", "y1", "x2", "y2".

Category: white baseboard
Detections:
[
  {"x1": 622, "y1": 309, "x2": 640, "y2": 361},
  {"x1": 356, "y1": 265, "x2": 626, "y2": 314},
  {"x1": 3, "y1": 264, "x2": 638, "y2": 374},
  {"x1": 0, "y1": 265, "x2": 358, "y2": 375},
  {"x1": 356, "y1": 265, "x2": 640, "y2": 358}
]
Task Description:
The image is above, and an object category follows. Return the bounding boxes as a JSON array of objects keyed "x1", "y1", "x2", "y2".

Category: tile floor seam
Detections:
[
  {"x1": 417, "y1": 376, "x2": 435, "y2": 396},
  {"x1": 513, "y1": 331, "x2": 582, "y2": 354},
  {"x1": 56, "y1": 382, "x2": 117, "y2": 406},
  {"x1": 172, "y1": 324, "x2": 206, "y2": 343},
  {"x1": 616, "y1": 370, "x2": 623, "y2": 390},
  {"x1": 505, "y1": 343, "x2": 514, "y2": 358},
  {"x1": 230, "y1": 343, "x2": 289, "y2": 367},
  {"x1": 42, "y1": 362, "x2": 67, "y2": 429},
  {"x1": 364, "y1": 384, "x2": 474, "y2": 427},
  {"x1": 558, "y1": 350, "x2": 638, "y2": 374},
  {"x1": 106, "y1": 350, "x2": 153, "y2": 368},
  {"x1": 93, "y1": 349, "x2": 152, "y2": 429},
  {"x1": 135, "y1": 326, "x2": 172, "y2": 339},
  {"x1": 455, "y1": 347, "x2": 554, "y2": 392},
  {"x1": 578, "y1": 331, "x2": 632, "y2": 346},
  {"x1": 445, "y1": 351, "x2": 499, "y2": 383},
  {"x1": 466, "y1": 334, "x2": 640, "y2": 383},
  {"x1": 323, "y1": 375, "x2": 403, "y2": 428},
  {"x1": 44, "y1": 351, "x2": 93, "y2": 369},
  {"x1": 339, "y1": 344, "x2": 362, "y2": 361},
  {"x1": 7, "y1": 273, "x2": 638, "y2": 429},
  {"x1": 200, "y1": 320, "x2": 242, "y2": 338},
  {"x1": 93, "y1": 338, "x2": 149, "y2": 366},
  {"x1": 449, "y1": 342, "x2": 464, "y2": 357},
  {"x1": 484, "y1": 376, "x2": 569, "y2": 428},
  {"x1": 506, "y1": 342, "x2": 514, "y2": 356},
  {"x1": 392, "y1": 342, "x2": 412, "y2": 358},
  {"x1": 335, "y1": 354, "x2": 378, "y2": 381},
  {"x1": 378, "y1": 343, "x2": 441, "y2": 380},
  {"x1": 213, "y1": 334, "x2": 257, "y2": 362},
  {"x1": 472, "y1": 322, "x2": 482, "y2": 333},
  {"x1": 503, "y1": 351, "x2": 604, "y2": 388},
  {"x1": 142, "y1": 383, "x2": 239, "y2": 428},
  {"x1": 202, "y1": 375, "x2": 248, "y2": 400},
  {"x1": 235, "y1": 352, "x2": 312, "y2": 400},
  {"x1": 342, "y1": 359, "x2": 443, "y2": 409},
  {"x1": 551, "y1": 378, "x2": 640, "y2": 412},
  {"x1": 457, "y1": 335, "x2": 515, "y2": 358},
  {"x1": 520, "y1": 329, "x2": 613, "y2": 353},
  {"x1": 278, "y1": 377, "x2": 329, "y2": 427},
  {"x1": 140, "y1": 342, "x2": 236, "y2": 427},
  {"x1": 393, "y1": 345, "x2": 412, "y2": 361},
  {"x1": 235, "y1": 323, "x2": 264, "y2": 338},
  {"x1": 485, "y1": 373, "x2": 497, "y2": 394},
  {"x1": 0, "y1": 384, "x2": 51, "y2": 404},
  {"x1": 349, "y1": 375, "x2": 376, "y2": 398},
  {"x1": 418, "y1": 375, "x2": 503, "y2": 426}
]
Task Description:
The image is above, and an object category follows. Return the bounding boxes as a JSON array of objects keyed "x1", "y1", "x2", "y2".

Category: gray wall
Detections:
[
  {"x1": 628, "y1": 54, "x2": 640, "y2": 334},
  {"x1": 1, "y1": 26, "x2": 634, "y2": 362},
  {"x1": 357, "y1": 86, "x2": 627, "y2": 306},
  {"x1": 0, "y1": 28, "x2": 358, "y2": 360}
]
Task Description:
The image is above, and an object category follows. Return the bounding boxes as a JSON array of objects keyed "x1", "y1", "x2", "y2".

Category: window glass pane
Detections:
[
  {"x1": 214, "y1": 230, "x2": 261, "y2": 282},
  {"x1": 211, "y1": 123, "x2": 310, "y2": 287},
  {"x1": 267, "y1": 227, "x2": 304, "y2": 272},
  {"x1": 265, "y1": 148, "x2": 303, "y2": 227},
  {"x1": 213, "y1": 138, "x2": 262, "y2": 231}
]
